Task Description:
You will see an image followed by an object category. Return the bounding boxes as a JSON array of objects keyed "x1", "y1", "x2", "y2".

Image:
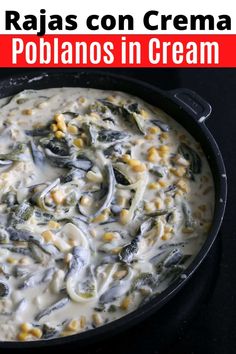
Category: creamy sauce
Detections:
[{"x1": 0, "y1": 87, "x2": 214, "y2": 341}]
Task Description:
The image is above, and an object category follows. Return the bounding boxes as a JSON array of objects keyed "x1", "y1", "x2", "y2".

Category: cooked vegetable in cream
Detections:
[{"x1": 0, "y1": 87, "x2": 214, "y2": 341}]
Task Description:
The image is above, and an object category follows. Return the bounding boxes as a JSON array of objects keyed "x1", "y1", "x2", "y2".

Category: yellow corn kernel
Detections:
[
  {"x1": 127, "y1": 159, "x2": 141, "y2": 168},
  {"x1": 102, "y1": 232, "x2": 116, "y2": 242},
  {"x1": 158, "y1": 145, "x2": 169, "y2": 152},
  {"x1": 30, "y1": 328, "x2": 42, "y2": 339},
  {"x1": 66, "y1": 319, "x2": 79, "y2": 332},
  {"x1": 170, "y1": 168, "x2": 176, "y2": 176},
  {"x1": 41, "y1": 230, "x2": 54, "y2": 243},
  {"x1": 17, "y1": 332, "x2": 29, "y2": 341},
  {"x1": 57, "y1": 120, "x2": 67, "y2": 133},
  {"x1": 170, "y1": 166, "x2": 186, "y2": 177},
  {"x1": 73, "y1": 138, "x2": 84, "y2": 148},
  {"x1": 79, "y1": 96, "x2": 86, "y2": 104},
  {"x1": 86, "y1": 170, "x2": 103, "y2": 183},
  {"x1": 132, "y1": 163, "x2": 146, "y2": 173},
  {"x1": 148, "y1": 182, "x2": 160, "y2": 190},
  {"x1": 140, "y1": 288, "x2": 152, "y2": 296},
  {"x1": 68, "y1": 239, "x2": 78, "y2": 247},
  {"x1": 154, "y1": 198, "x2": 163, "y2": 209},
  {"x1": 182, "y1": 227, "x2": 194, "y2": 234},
  {"x1": 145, "y1": 134, "x2": 155, "y2": 140},
  {"x1": 90, "y1": 112, "x2": 100, "y2": 119},
  {"x1": 60, "y1": 331, "x2": 73, "y2": 337},
  {"x1": 117, "y1": 196, "x2": 126, "y2": 207},
  {"x1": 164, "y1": 225, "x2": 173, "y2": 233},
  {"x1": 140, "y1": 109, "x2": 149, "y2": 118},
  {"x1": 158, "y1": 180, "x2": 167, "y2": 187},
  {"x1": 37, "y1": 101, "x2": 48, "y2": 109},
  {"x1": 92, "y1": 313, "x2": 103, "y2": 327},
  {"x1": 148, "y1": 146, "x2": 157, "y2": 154},
  {"x1": 54, "y1": 113, "x2": 64, "y2": 123},
  {"x1": 80, "y1": 133, "x2": 87, "y2": 141},
  {"x1": 120, "y1": 209, "x2": 129, "y2": 225},
  {"x1": 165, "y1": 196, "x2": 173, "y2": 207},
  {"x1": 111, "y1": 247, "x2": 122, "y2": 254},
  {"x1": 64, "y1": 253, "x2": 73, "y2": 264},
  {"x1": 173, "y1": 154, "x2": 189, "y2": 167},
  {"x1": 162, "y1": 232, "x2": 172, "y2": 241},
  {"x1": 19, "y1": 257, "x2": 30, "y2": 265},
  {"x1": 0, "y1": 172, "x2": 8, "y2": 180},
  {"x1": 48, "y1": 220, "x2": 61, "y2": 229},
  {"x1": 80, "y1": 196, "x2": 92, "y2": 207},
  {"x1": 20, "y1": 323, "x2": 32, "y2": 333},
  {"x1": 158, "y1": 152, "x2": 168, "y2": 158},
  {"x1": 6, "y1": 256, "x2": 17, "y2": 264},
  {"x1": 120, "y1": 295, "x2": 132, "y2": 310},
  {"x1": 175, "y1": 190, "x2": 184, "y2": 197},
  {"x1": 55, "y1": 130, "x2": 65, "y2": 139},
  {"x1": 121, "y1": 154, "x2": 131, "y2": 163},
  {"x1": 147, "y1": 152, "x2": 158, "y2": 163},
  {"x1": 113, "y1": 270, "x2": 127, "y2": 280},
  {"x1": 90, "y1": 228, "x2": 97, "y2": 238},
  {"x1": 176, "y1": 179, "x2": 189, "y2": 193},
  {"x1": 148, "y1": 126, "x2": 160, "y2": 134},
  {"x1": 51, "y1": 190, "x2": 65, "y2": 205},
  {"x1": 106, "y1": 95, "x2": 116, "y2": 102},
  {"x1": 50, "y1": 123, "x2": 58, "y2": 132},
  {"x1": 158, "y1": 147, "x2": 169, "y2": 158},
  {"x1": 80, "y1": 316, "x2": 86, "y2": 329},
  {"x1": 22, "y1": 109, "x2": 33, "y2": 116},
  {"x1": 92, "y1": 214, "x2": 105, "y2": 223},
  {"x1": 67, "y1": 125, "x2": 78, "y2": 135},
  {"x1": 144, "y1": 201, "x2": 156, "y2": 213},
  {"x1": 92, "y1": 209, "x2": 110, "y2": 223},
  {"x1": 160, "y1": 132, "x2": 169, "y2": 140}
]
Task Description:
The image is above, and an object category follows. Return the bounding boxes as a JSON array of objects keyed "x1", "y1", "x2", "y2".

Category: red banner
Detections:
[{"x1": 0, "y1": 34, "x2": 235, "y2": 67}]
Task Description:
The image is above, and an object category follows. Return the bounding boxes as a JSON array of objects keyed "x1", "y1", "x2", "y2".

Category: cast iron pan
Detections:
[{"x1": 0, "y1": 71, "x2": 227, "y2": 348}]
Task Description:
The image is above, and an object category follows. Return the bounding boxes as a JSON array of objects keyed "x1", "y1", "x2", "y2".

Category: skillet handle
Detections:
[{"x1": 168, "y1": 88, "x2": 212, "y2": 123}]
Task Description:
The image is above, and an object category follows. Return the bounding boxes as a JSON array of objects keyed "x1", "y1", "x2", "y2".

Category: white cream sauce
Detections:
[{"x1": 0, "y1": 87, "x2": 214, "y2": 341}]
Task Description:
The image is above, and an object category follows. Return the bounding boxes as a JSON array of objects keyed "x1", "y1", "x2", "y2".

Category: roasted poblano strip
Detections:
[
  {"x1": 132, "y1": 273, "x2": 158, "y2": 292},
  {"x1": 95, "y1": 100, "x2": 145, "y2": 134},
  {"x1": 119, "y1": 218, "x2": 155, "y2": 263},
  {"x1": 97, "y1": 129, "x2": 129, "y2": 143},
  {"x1": 0, "y1": 282, "x2": 9, "y2": 297},
  {"x1": 29, "y1": 140, "x2": 45, "y2": 166},
  {"x1": 0, "y1": 143, "x2": 27, "y2": 162},
  {"x1": 65, "y1": 246, "x2": 89, "y2": 279},
  {"x1": 67, "y1": 155, "x2": 93, "y2": 171},
  {"x1": 113, "y1": 167, "x2": 131, "y2": 186},
  {"x1": 35, "y1": 297, "x2": 70, "y2": 321},
  {"x1": 178, "y1": 143, "x2": 202, "y2": 174},
  {"x1": 150, "y1": 119, "x2": 170, "y2": 132},
  {"x1": 18, "y1": 268, "x2": 54, "y2": 290},
  {"x1": 25, "y1": 125, "x2": 51, "y2": 137},
  {"x1": 8, "y1": 201, "x2": 34, "y2": 226},
  {"x1": 42, "y1": 324, "x2": 59, "y2": 339}
]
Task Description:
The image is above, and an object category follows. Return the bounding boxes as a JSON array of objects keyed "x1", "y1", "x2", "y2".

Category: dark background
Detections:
[{"x1": 0, "y1": 68, "x2": 235, "y2": 354}]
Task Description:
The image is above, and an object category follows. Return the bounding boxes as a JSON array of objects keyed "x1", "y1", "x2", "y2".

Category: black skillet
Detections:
[{"x1": 0, "y1": 70, "x2": 227, "y2": 348}]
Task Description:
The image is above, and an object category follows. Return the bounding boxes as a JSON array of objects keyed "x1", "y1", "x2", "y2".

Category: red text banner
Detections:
[{"x1": 0, "y1": 34, "x2": 235, "y2": 67}]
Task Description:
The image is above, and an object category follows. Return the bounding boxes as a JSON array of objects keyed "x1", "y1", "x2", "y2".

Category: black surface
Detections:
[{"x1": 0, "y1": 68, "x2": 235, "y2": 354}]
